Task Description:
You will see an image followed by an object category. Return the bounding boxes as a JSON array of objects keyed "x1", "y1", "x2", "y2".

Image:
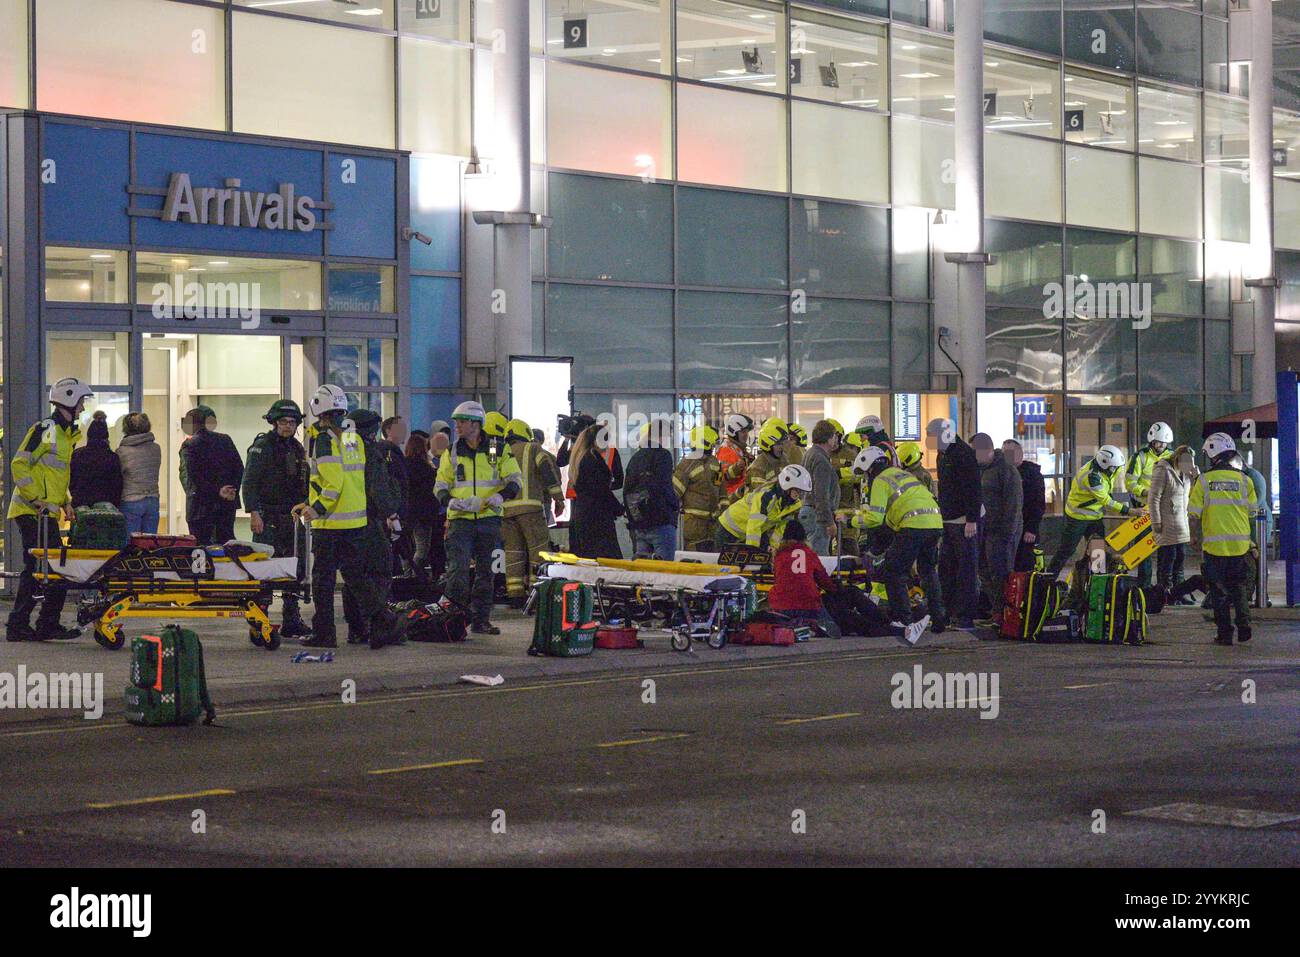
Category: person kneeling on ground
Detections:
[{"x1": 767, "y1": 520, "x2": 841, "y2": 638}]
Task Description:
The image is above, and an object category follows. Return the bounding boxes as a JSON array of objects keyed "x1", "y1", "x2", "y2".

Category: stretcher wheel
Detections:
[
  {"x1": 707, "y1": 629, "x2": 728, "y2": 650},
  {"x1": 95, "y1": 629, "x2": 125, "y2": 651},
  {"x1": 263, "y1": 626, "x2": 281, "y2": 651},
  {"x1": 670, "y1": 630, "x2": 691, "y2": 652}
]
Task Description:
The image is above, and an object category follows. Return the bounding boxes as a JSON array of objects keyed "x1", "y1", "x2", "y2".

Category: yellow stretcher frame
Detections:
[{"x1": 30, "y1": 534, "x2": 307, "y2": 652}]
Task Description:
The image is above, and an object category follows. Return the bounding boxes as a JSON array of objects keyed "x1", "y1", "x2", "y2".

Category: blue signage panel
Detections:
[
  {"x1": 133, "y1": 132, "x2": 324, "y2": 255},
  {"x1": 328, "y1": 154, "x2": 396, "y2": 260},
  {"x1": 43, "y1": 123, "x2": 131, "y2": 246},
  {"x1": 1278, "y1": 371, "x2": 1300, "y2": 606},
  {"x1": 893, "y1": 393, "x2": 921, "y2": 440}
]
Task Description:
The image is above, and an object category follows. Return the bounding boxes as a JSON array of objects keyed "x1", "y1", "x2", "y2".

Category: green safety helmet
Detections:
[
  {"x1": 758, "y1": 417, "x2": 790, "y2": 453},
  {"x1": 264, "y1": 399, "x2": 303, "y2": 424}
]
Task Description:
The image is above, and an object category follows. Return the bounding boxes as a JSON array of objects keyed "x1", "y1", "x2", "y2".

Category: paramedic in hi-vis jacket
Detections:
[
  {"x1": 294, "y1": 385, "x2": 397, "y2": 650},
  {"x1": 436, "y1": 402, "x2": 523, "y2": 635},
  {"x1": 1189, "y1": 433, "x2": 1257, "y2": 646},
  {"x1": 5, "y1": 377, "x2": 91, "y2": 643}
]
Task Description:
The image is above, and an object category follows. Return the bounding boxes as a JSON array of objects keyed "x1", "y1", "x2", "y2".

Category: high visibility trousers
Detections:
[
  {"x1": 502, "y1": 510, "x2": 549, "y2": 598},
  {"x1": 682, "y1": 514, "x2": 715, "y2": 552}
]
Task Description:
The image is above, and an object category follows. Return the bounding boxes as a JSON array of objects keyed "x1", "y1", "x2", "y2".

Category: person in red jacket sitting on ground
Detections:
[{"x1": 767, "y1": 520, "x2": 842, "y2": 638}]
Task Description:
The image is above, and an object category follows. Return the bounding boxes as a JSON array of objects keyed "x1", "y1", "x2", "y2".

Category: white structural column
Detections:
[
  {"x1": 948, "y1": 0, "x2": 989, "y2": 434},
  {"x1": 1247, "y1": 0, "x2": 1278, "y2": 406},
  {"x1": 490, "y1": 0, "x2": 535, "y2": 408}
]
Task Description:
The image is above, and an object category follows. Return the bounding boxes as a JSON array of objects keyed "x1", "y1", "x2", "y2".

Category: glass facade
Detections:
[{"x1": 0, "y1": 0, "x2": 1291, "y2": 529}]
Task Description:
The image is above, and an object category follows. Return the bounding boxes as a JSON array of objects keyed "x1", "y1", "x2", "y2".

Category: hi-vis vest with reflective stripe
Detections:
[
  {"x1": 1188, "y1": 467, "x2": 1256, "y2": 557},
  {"x1": 503, "y1": 441, "x2": 560, "y2": 517},
  {"x1": 718, "y1": 485, "x2": 802, "y2": 546},
  {"x1": 6, "y1": 418, "x2": 76, "y2": 520},
  {"x1": 852, "y1": 466, "x2": 942, "y2": 532},
  {"x1": 436, "y1": 438, "x2": 522, "y2": 520},
  {"x1": 1065, "y1": 461, "x2": 1125, "y2": 521},
  {"x1": 307, "y1": 425, "x2": 368, "y2": 530},
  {"x1": 1125, "y1": 446, "x2": 1170, "y2": 505}
]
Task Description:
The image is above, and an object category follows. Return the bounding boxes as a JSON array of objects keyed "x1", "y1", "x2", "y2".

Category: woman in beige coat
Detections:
[{"x1": 1147, "y1": 444, "x2": 1197, "y2": 597}]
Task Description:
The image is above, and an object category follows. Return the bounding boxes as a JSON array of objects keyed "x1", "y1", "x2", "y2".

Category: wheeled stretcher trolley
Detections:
[{"x1": 28, "y1": 513, "x2": 312, "y2": 651}]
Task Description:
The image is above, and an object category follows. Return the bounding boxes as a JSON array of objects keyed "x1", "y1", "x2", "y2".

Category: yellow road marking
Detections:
[
  {"x1": 777, "y1": 711, "x2": 861, "y2": 725},
  {"x1": 0, "y1": 645, "x2": 1005, "y2": 740},
  {"x1": 597, "y1": 733, "x2": 691, "y2": 748},
  {"x1": 368, "y1": 758, "x2": 483, "y2": 776},
  {"x1": 86, "y1": 788, "x2": 235, "y2": 810},
  {"x1": 1063, "y1": 682, "x2": 1113, "y2": 690}
]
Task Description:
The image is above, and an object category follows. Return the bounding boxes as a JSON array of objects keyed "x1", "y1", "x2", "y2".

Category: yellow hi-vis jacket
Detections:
[
  {"x1": 673, "y1": 452, "x2": 724, "y2": 520},
  {"x1": 307, "y1": 424, "x2": 368, "y2": 530},
  {"x1": 851, "y1": 466, "x2": 942, "y2": 533},
  {"x1": 6, "y1": 416, "x2": 77, "y2": 520},
  {"x1": 436, "y1": 436, "x2": 523, "y2": 521},
  {"x1": 1188, "y1": 467, "x2": 1257, "y2": 557},
  {"x1": 1065, "y1": 461, "x2": 1129, "y2": 521},
  {"x1": 718, "y1": 485, "x2": 802, "y2": 547},
  {"x1": 502, "y1": 440, "x2": 561, "y2": 517},
  {"x1": 1125, "y1": 445, "x2": 1170, "y2": 506}
]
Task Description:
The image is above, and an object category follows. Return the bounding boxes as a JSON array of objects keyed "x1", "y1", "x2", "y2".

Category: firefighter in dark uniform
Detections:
[
  {"x1": 344, "y1": 409, "x2": 403, "y2": 645},
  {"x1": 242, "y1": 399, "x2": 311, "y2": 639},
  {"x1": 295, "y1": 386, "x2": 399, "y2": 650}
]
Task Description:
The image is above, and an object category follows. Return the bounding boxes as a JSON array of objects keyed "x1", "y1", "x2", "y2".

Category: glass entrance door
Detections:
[
  {"x1": 142, "y1": 334, "x2": 283, "y2": 537},
  {"x1": 1068, "y1": 408, "x2": 1134, "y2": 482}
]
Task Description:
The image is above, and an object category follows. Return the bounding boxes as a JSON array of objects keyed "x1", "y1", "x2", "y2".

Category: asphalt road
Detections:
[{"x1": 1, "y1": 632, "x2": 1297, "y2": 867}]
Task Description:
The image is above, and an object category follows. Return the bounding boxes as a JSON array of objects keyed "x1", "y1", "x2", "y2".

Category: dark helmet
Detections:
[{"x1": 265, "y1": 399, "x2": 304, "y2": 424}]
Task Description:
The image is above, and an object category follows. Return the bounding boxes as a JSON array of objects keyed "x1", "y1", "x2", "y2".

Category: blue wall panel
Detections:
[
  {"x1": 329, "y1": 154, "x2": 396, "y2": 260},
  {"x1": 43, "y1": 123, "x2": 131, "y2": 246}
]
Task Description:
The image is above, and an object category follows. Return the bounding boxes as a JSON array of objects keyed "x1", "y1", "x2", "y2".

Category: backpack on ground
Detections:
[
  {"x1": 1000, "y1": 571, "x2": 1062, "y2": 640},
  {"x1": 528, "y1": 578, "x2": 597, "y2": 657},
  {"x1": 393, "y1": 599, "x2": 467, "y2": 643},
  {"x1": 124, "y1": 625, "x2": 216, "y2": 726},
  {"x1": 1084, "y1": 574, "x2": 1148, "y2": 645},
  {"x1": 1038, "y1": 610, "x2": 1082, "y2": 643}
]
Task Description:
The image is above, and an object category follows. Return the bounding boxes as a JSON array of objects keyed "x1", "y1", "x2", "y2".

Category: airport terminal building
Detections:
[{"x1": 2, "y1": 0, "x2": 1300, "y2": 563}]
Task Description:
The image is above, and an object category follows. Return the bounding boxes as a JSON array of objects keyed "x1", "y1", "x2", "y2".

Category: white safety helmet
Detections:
[
  {"x1": 1093, "y1": 445, "x2": 1126, "y2": 471},
  {"x1": 1147, "y1": 421, "x2": 1174, "y2": 444},
  {"x1": 48, "y1": 377, "x2": 93, "y2": 409},
  {"x1": 451, "y1": 400, "x2": 487, "y2": 424},
  {"x1": 855, "y1": 414, "x2": 885, "y2": 435},
  {"x1": 851, "y1": 446, "x2": 891, "y2": 476},
  {"x1": 723, "y1": 412, "x2": 755, "y2": 439},
  {"x1": 309, "y1": 384, "x2": 349, "y2": 418},
  {"x1": 1202, "y1": 432, "x2": 1236, "y2": 460},
  {"x1": 777, "y1": 464, "x2": 813, "y2": 494}
]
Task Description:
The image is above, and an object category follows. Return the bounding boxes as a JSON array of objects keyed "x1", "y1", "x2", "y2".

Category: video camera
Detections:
[{"x1": 557, "y1": 411, "x2": 597, "y2": 440}]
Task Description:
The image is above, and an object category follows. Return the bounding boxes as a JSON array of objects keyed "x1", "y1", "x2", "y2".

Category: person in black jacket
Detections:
[
  {"x1": 567, "y1": 423, "x2": 624, "y2": 559},
  {"x1": 403, "y1": 430, "x2": 442, "y2": 581},
  {"x1": 926, "y1": 417, "x2": 981, "y2": 628},
  {"x1": 379, "y1": 416, "x2": 411, "y2": 573},
  {"x1": 1004, "y1": 439, "x2": 1046, "y2": 572},
  {"x1": 623, "y1": 419, "x2": 680, "y2": 560},
  {"x1": 69, "y1": 411, "x2": 123, "y2": 509},
  {"x1": 180, "y1": 407, "x2": 244, "y2": 546}
]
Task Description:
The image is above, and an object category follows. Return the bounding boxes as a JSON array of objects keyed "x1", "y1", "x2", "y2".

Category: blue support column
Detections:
[{"x1": 1277, "y1": 371, "x2": 1300, "y2": 607}]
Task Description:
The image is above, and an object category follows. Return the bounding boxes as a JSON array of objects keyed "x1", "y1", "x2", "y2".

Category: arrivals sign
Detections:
[{"x1": 129, "y1": 172, "x2": 327, "y2": 233}]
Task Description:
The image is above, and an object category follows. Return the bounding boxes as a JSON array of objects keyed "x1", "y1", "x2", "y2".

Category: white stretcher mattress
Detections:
[
  {"x1": 34, "y1": 552, "x2": 300, "y2": 585},
  {"x1": 539, "y1": 562, "x2": 747, "y2": 594},
  {"x1": 674, "y1": 550, "x2": 843, "y2": 573}
]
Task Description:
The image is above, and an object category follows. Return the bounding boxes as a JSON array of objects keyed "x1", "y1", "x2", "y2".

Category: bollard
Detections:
[{"x1": 1254, "y1": 512, "x2": 1269, "y2": 609}]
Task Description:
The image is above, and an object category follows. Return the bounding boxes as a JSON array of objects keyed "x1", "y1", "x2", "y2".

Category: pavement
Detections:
[{"x1": 1, "y1": 578, "x2": 1297, "y2": 866}]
